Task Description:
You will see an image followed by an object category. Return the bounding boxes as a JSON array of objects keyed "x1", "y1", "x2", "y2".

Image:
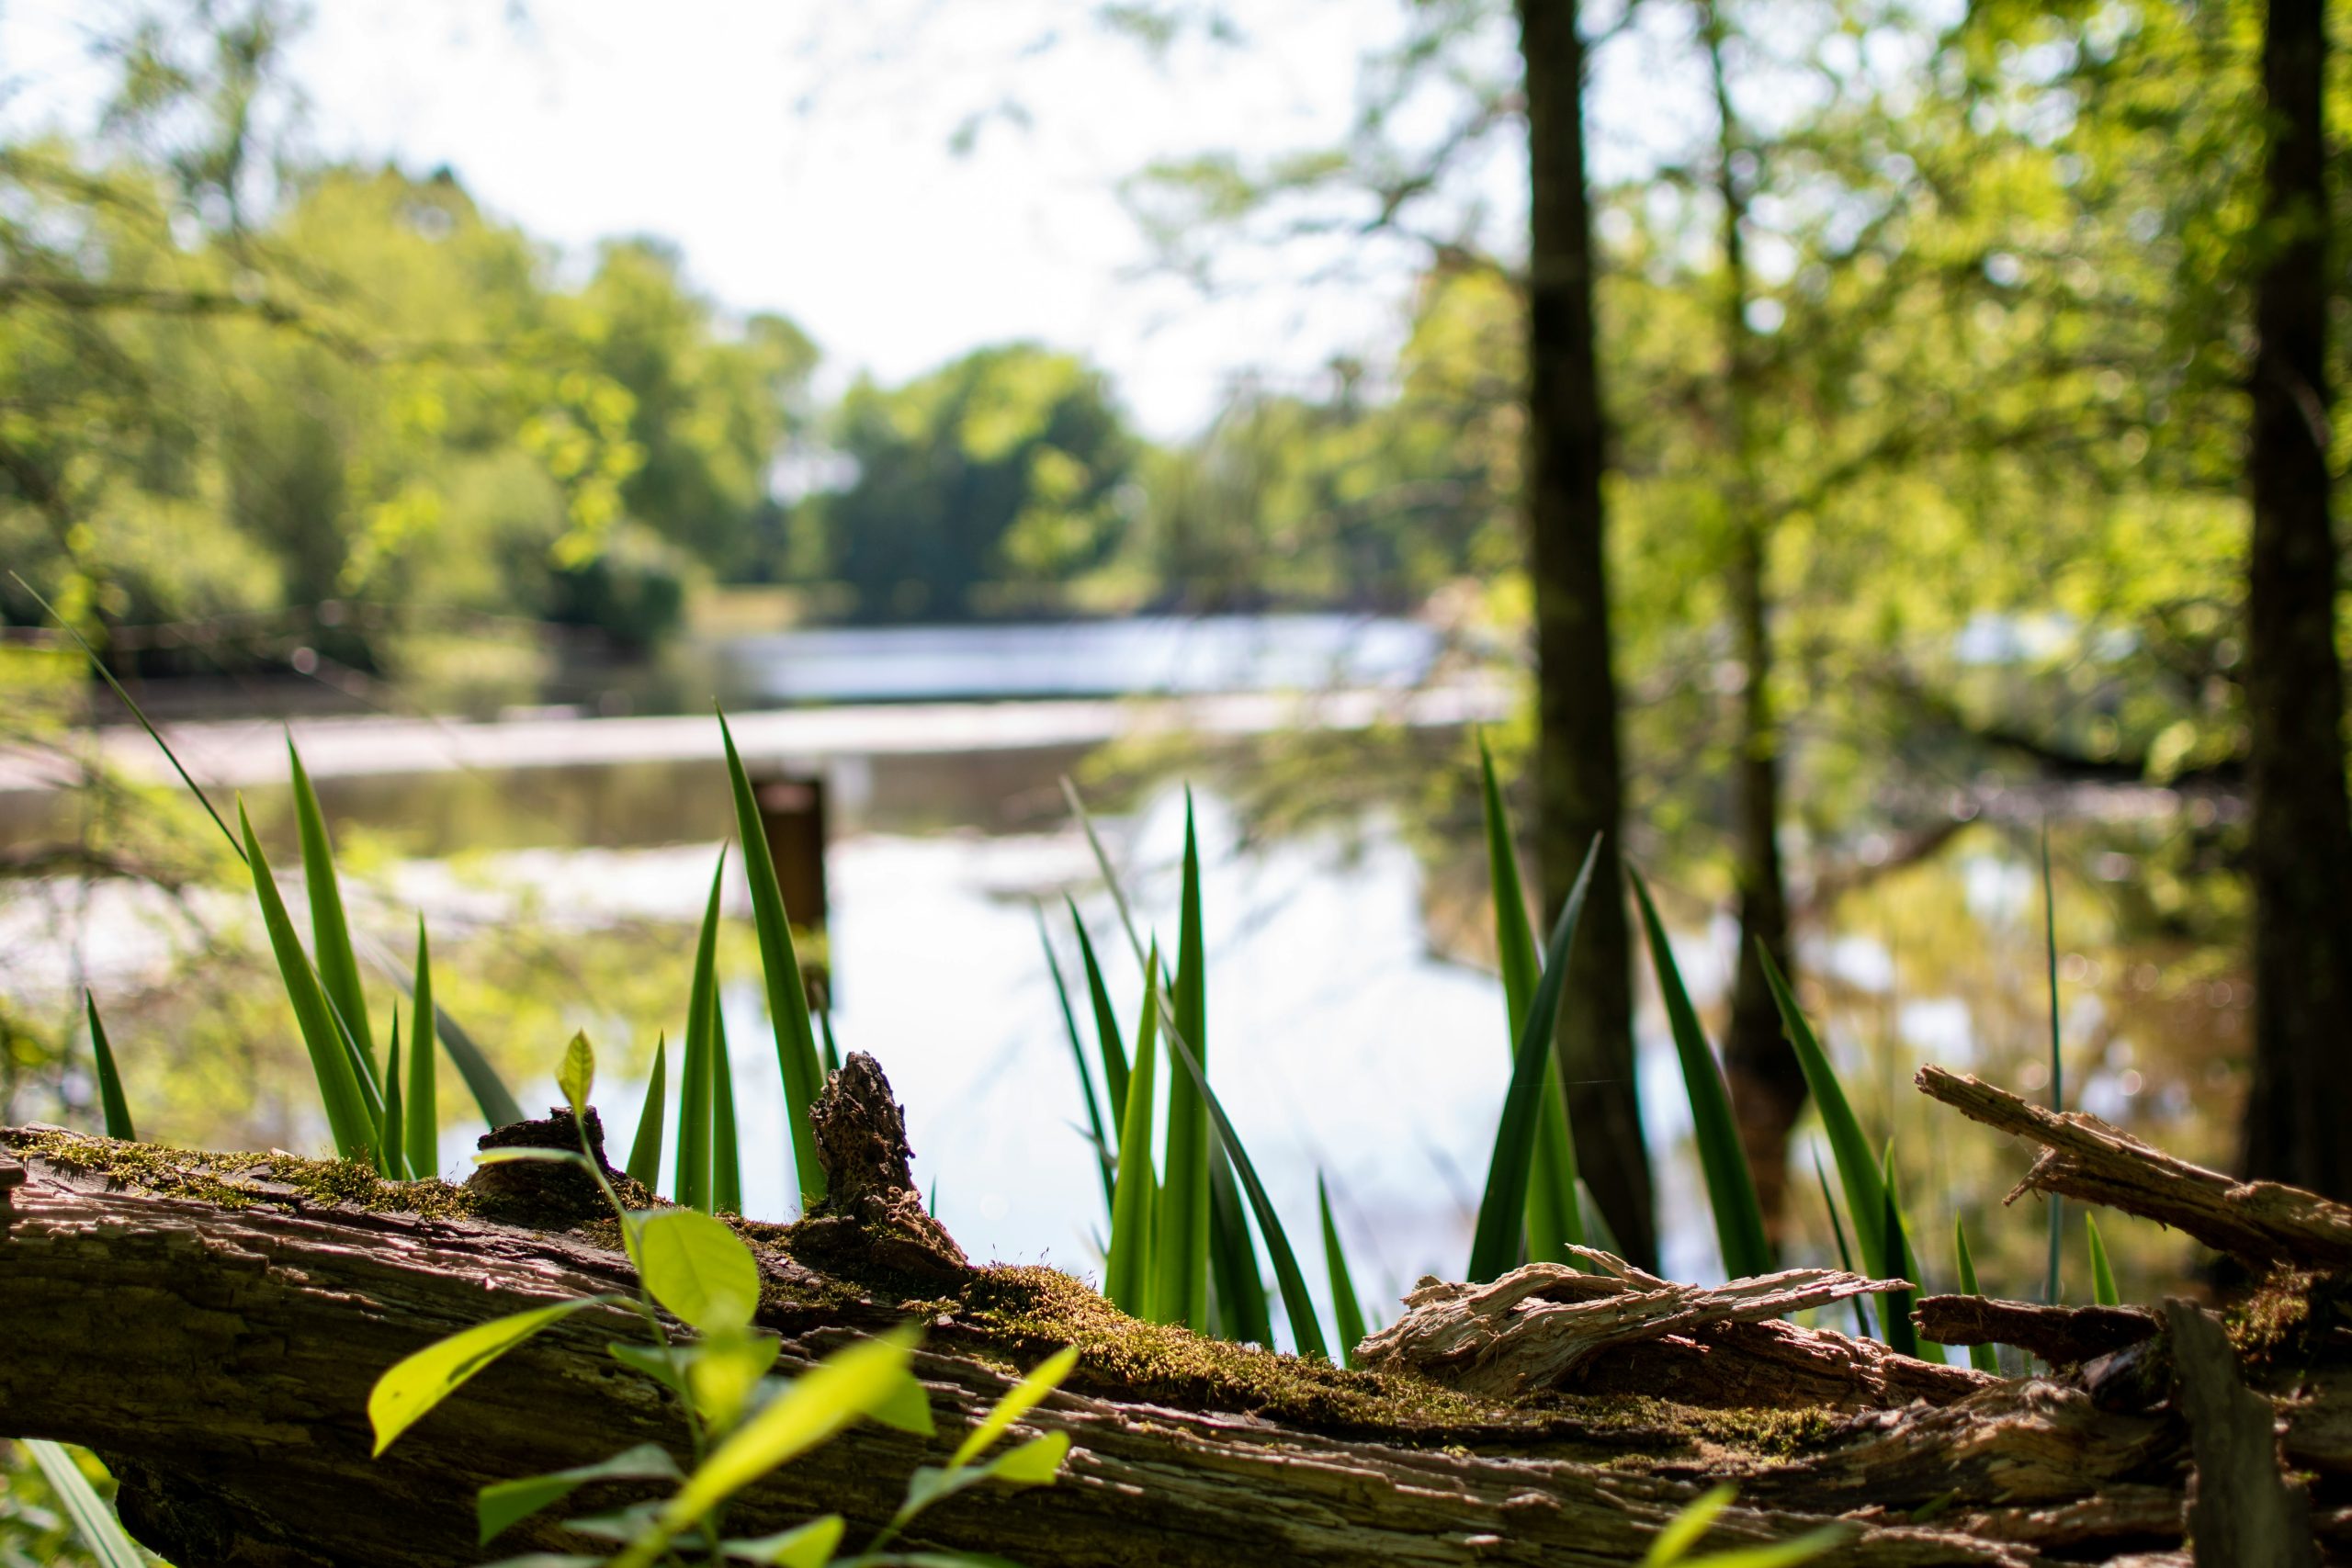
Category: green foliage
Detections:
[
  {"x1": 23, "y1": 1441, "x2": 143, "y2": 1568},
  {"x1": 635, "y1": 1209, "x2": 762, "y2": 1333},
  {"x1": 291, "y1": 739, "x2": 376, "y2": 1083},
  {"x1": 720, "y1": 715, "x2": 828, "y2": 1207},
  {"x1": 1630, "y1": 870, "x2": 1772, "y2": 1280},
  {"x1": 679, "y1": 851, "x2": 727, "y2": 1212},
  {"x1": 1478, "y1": 734, "x2": 1582, "y2": 1262},
  {"x1": 2086, "y1": 1214, "x2": 2120, "y2": 1307},
  {"x1": 627, "y1": 1036, "x2": 669, "y2": 1189},
  {"x1": 1102, "y1": 947, "x2": 1161, "y2": 1319},
  {"x1": 83, "y1": 992, "x2": 135, "y2": 1142},
  {"x1": 1467, "y1": 837, "x2": 1601, "y2": 1284},
  {"x1": 1951, "y1": 1218, "x2": 2001, "y2": 1374},
  {"x1": 1318, "y1": 1174, "x2": 1369, "y2": 1370},
  {"x1": 1039, "y1": 906, "x2": 1115, "y2": 1214},
  {"x1": 1153, "y1": 802, "x2": 1214, "y2": 1333},
  {"x1": 369, "y1": 1296, "x2": 613, "y2": 1456},
  {"x1": 2043, "y1": 829, "x2": 2066, "y2": 1308},
  {"x1": 406, "y1": 919, "x2": 440, "y2": 1179}
]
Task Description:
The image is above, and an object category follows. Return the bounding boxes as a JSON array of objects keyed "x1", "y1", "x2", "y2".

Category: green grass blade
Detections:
[
  {"x1": 383, "y1": 1010, "x2": 407, "y2": 1179},
  {"x1": 239, "y1": 797, "x2": 379, "y2": 1163},
  {"x1": 819, "y1": 1005, "x2": 842, "y2": 1077},
  {"x1": 1815, "y1": 1153, "x2": 1871, "y2": 1337},
  {"x1": 405, "y1": 919, "x2": 440, "y2": 1177},
  {"x1": 13, "y1": 571, "x2": 243, "y2": 862},
  {"x1": 2042, "y1": 826, "x2": 2064, "y2": 1307},
  {"x1": 718, "y1": 712, "x2": 828, "y2": 1206},
  {"x1": 1039, "y1": 905, "x2": 1114, "y2": 1213},
  {"x1": 1208, "y1": 1149, "x2": 1272, "y2": 1345},
  {"x1": 1632, "y1": 869, "x2": 1772, "y2": 1280},
  {"x1": 713, "y1": 1005, "x2": 743, "y2": 1214},
  {"x1": 24, "y1": 1440, "x2": 143, "y2": 1568},
  {"x1": 1318, "y1": 1174, "x2": 1369, "y2": 1368},
  {"x1": 1104, "y1": 948, "x2": 1162, "y2": 1318},
  {"x1": 1952, "y1": 1215, "x2": 2000, "y2": 1373},
  {"x1": 288, "y1": 738, "x2": 377, "y2": 1085},
  {"x1": 355, "y1": 922, "x2": 523, "y2": 1129},
  {"x1": 1061, "y1": 776, "x2": 1147, "y2": 967},
  {"x1": 1467, "y1": 835, "x2": 1602, "y2": 1283},
  {"x1": 1069, "y1": 896, "x2": 1131, "y2": 1124},
  {"x1": 1154, "y1": 795, "x2": 1213, "y2": 1333},
  {"x1": 1758, "y1": 946, "x2": 1887, "y2": 1276},
  {"x1": 1876, "y1": 1145, "x2": 1920, "y2": 1359},
  {"x1": 2086, "y1": 1213, "x2": 2119, "y2": 1306},
  {"x1": 628, "y1": 1034, "x2": 669, "y2": 1190},
  {"x1": 678, "y1": 850, "x2": 725, "y2": 1213},
  {"x1": 83, "y1": 990, "x2": 134, "y2": 1141},
  {"x1": 1157, "y1": 983, "x2": 1329, "y2": 1359},
  {"x1": 1480, "y1": 733, "x2": 1580, "y2": 1262}
]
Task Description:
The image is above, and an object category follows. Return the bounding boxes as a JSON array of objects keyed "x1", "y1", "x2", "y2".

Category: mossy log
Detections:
[{"x1": 0, "y1": 1060, "x2": 2345, "y2": 1567}]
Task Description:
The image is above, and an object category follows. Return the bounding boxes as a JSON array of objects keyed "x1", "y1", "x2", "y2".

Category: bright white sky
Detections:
[{"x1": 2, "y1": 0, "x2": 1708, "y2": 439}]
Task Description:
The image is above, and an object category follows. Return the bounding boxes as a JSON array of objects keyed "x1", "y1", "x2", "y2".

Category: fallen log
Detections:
[{"x1": 0, "y1": 1057, "x2": 2342, "y2": 1567}]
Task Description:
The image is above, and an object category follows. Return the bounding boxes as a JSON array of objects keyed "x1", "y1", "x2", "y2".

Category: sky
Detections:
[{"x1": 1, "y1": 0, "x2": 1709, "y2": 439}]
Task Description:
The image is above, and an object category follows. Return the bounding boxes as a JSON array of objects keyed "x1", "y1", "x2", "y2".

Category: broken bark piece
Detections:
[
  {"x1": 1356, "y1": 1250, "x2": 1986, "y2": 1406},
  {"x1": 2165, "y1": 1298, "x2": 2317, "y2": 1568},
  {"x1": 1917, "y1": 1066, "x2": 2352, "y2": 1269},
  {"x1": 466, "y1": 1106, "x2": 639, "y2": 1226},
  {"x1": 789, "y1": 1053, "x2": 968, "y2": 1286},
  {"x1": 1916, "y1": 1294, "x2": 2162, "y2": 1366}
]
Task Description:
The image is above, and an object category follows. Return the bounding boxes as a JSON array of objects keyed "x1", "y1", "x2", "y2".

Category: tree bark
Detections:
[
  {"x1": 2240, "y1": 0, "x2": 2352, "y2": 1203},
  {"x1": 1519, "y1": 0, "x2": 1655, "y2": 1270},
  {"x1": 6, "y1": 1066, "x2": 2352, "y2": 1568},
  {"x1": 1700, "y1": 0, "x2": 1806, "y2": 1250}
]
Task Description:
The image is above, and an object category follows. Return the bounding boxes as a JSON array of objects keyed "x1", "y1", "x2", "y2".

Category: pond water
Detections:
[{"x1": 0, "y1": 690, "x2": 2249, "y2": 1346}]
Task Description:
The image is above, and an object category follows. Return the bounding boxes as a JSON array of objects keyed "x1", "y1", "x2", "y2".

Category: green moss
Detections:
[
  {"x1": 2226, "y1": 1266, "x2": 2328, "y2": 1376},
  {"x1": 10, "y1": 1126, "x2": 481, "y2": 1220},
  {"x1": 948, "y1": 1265, "x2": 1844, "y2": 1461}
]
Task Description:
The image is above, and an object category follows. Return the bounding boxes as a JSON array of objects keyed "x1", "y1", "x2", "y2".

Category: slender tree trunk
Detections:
[
  {"x1": 2240, "y1": 0, "x2": 2352, "y2": 1203},
  {"x1": 1519, "y1": 0, "x2": 1654, "y2": 1269},
  {"x1": 1702, "y1": 0, "x2": 1804, "y2": 1247}
]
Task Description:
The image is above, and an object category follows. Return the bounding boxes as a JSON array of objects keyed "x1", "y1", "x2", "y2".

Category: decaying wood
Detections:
[
  {"x1": 1917, "y1": 1066, "x2": 2352, "y2": 1269},
  {"x1": 1359, "y1": 1248, "x2": 1990, "y2": 1407},
  {"x1": 1917, "y1": 1295, "x2": 2162, "y2": 1366},
  {"x1": 2164, "y1": 1300, "x2": 2317, "y2": 1568},
  {"x1": 0, "y1": 1054, "x2": 2346, "y2": 1566}
]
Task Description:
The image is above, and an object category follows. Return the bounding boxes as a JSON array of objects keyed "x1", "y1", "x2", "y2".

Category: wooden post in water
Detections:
[{"x1": 753, "y1": 770, "x2": 831, "y2": 1007}]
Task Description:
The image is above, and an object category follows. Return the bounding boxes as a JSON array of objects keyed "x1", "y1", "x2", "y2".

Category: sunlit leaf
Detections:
[
  {"x1": 370, "y1": 1297, "x2": 612, "y2": 1454},
  {"x1": 950, "y1": 1344, "x2": 1079, "y2": 1469},
  {"x1": 1317, "y1": 1173, "x2": 1369, "y2": 1368},
  {"x1": 686, "y1": 1330, "x2": 784, "y2": 1434},
  {"x1": 1103, "y1": 945, "x2": 1161, "y2": 1318},
  {"x1": 679, "y1": 850, "x2": 726, "y2": 1213},
  {"x1": 406, "y1": 918, "x2": 440, "y2": 1181},
  {"x1": 290, "y1": 737, "x2": 377, "y2": 1084},
  {"x1": 627, "y1": 1034, "x2": 669, "y2": 1190},
  {"x1": 559, "y1": 1031, "x2": 595, "y2": 1119},
  {"x1": 1645, "y1": 1483, "x2": 1736, "y2": 1567},
  {"x1": 635, "y1": 1207, "x2": 761, "y2": 1332},
  {"x1": 2086, "y1": 1213, "x2": 2120, "y2": 1306},
  {"x1": 719, "y1": 1516, "x2": 844, "y2": 1566},
  {"x1": 24, "y1": 1440, "x2": 142, "y2": 1568},
  {"x1": 84, "y1": 990, "x2": 134, "y2": 1141}
]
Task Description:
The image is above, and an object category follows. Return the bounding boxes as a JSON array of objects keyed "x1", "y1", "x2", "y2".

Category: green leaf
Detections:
[
  {"x1": 477, "y1": 1443, "x2": 680, "y2": 1546},
  {"x1": 608, "y1": 1340, "x2": 691, "y2": 1399},
  {"x1": 1681, "y1": 1526, "x2": 1850, "y2": 1568},
  {"x1": 867, "y1": 1367, "x2": 937, "y2": 1436},
  {"x1": 718, "y1": 712, "x2": 829, "y2": 1206},
  {"x1": 369, "y1": 1296, "x2": 611, "y2": 1454},
  {"x1": 1158, "y1": 1000, "x2": 1330, "y2": 1359},
  {"x1": 84, "y1": 990, "x2": 134, "y2": 1141},
  {"x1": 405, "y1": 919, "x2": 440, "y2": 1181},
  {"x1": 24, "y1": 1440, "x2": 143, "y2": 1568},
  {"x1": 1154, "y1": 795, "x2": 1213, "y2": 1334},
  {"x1": 1317, "y1": 1173, "x2": 1369, "y2": 1369},
  {"x1": 714, "y1": 1005, "x2": 744, "y2": 1214},
  {"x1": 950, "y1": 1344, "x2": 1079, "y2": 1469},
  {"x1": 473, "y1": 1146, "x2": 598, "y2": 1172},
  {"x1": 720, "y1": 1516, "x2": 845, "y2": 1566},
  {"x1": 383, "y1": 1013, "x2": 407, "y2": 1180},
  {"x1": 1876, "y1": 1145, "x2": 1921, "y2": 1359},
  {"x1": 1756, "y1": 945, "x2": 1911, "y2": 1352},
  {"x1": 362, "y1": 919, "x2": 524, "y2": 1130},
  {"x1": 982, "y1": 1429, "x2": 1069, "y2": 1484},
  {"x1": 1039, "y1": 904, "x2": 1114, "y2": 1214},
  {"x1": 679, "y1": 850, "x2": 727, "y2": 1213},
  {"x1": 630, "y1": 1326, "x2": 923, "y2": 1567},
  {"x1": 1068, "y1": 896, "x2": 1131, "y2": 1121},
  {"x1": 1645, "y1": 1483, "x2": 1736, "y2": 1567},
  {"x1": 289, "y1": 738, "x2": 376, "y2": 1084},
  {"x1": 635, "y1": 1207, "x2": 762, "y2": 1332},
  {"x1": 686, "y1": 1329, "x2": 784, "y2": 1434},
  {"x1": 1952, "y1": 1216, "x2": 1999, "y2": 1373},
  {"x1": 1813, "y1": 1153, "x2": 1870, "y2": 1338},
  {"x1": 2086, "y1": 1213, "x2": 2120, "y2": 1306},
  {"x1": 559, "y1": 1031, "x2": 595, "y2": 1120},
  {"x1": 627, "y1": 1035, "x2": 669, "y2": 1190},
  {"x1": 1103, "y1": 945, "x2": 1161, "y2": 1318},
  {"x1": 1467, "y1": 835, "x2": 1601, "y2": 1284},
  {"x1": 1631, "y1": 870, "x2": 1773, "y2": 1280},
  {"x1": 1207, "y1": 1150, "x2": 1271, "y2": 1347},
  {"x1": 240, "y1": 798, "x2": 380, "y2": 1163},
  {"x1": 1479, "y1": 734, "x2": 1582, "y2": 1263}
]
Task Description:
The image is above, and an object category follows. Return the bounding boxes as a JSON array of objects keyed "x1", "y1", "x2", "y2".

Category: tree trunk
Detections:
[
  {"x1": 4, "y1": 1085, "x2": 2350, "y2": 1568},
  {"x1": 1702, "y1": 0, "x2": 1806, "y2": 1250},
  {"x1": 1519, "y1": 0, "x2": 1654, "y2": 1270},
  {"x1": 2241, "y1": 0, "x2": 2352, "y2": 1203}
]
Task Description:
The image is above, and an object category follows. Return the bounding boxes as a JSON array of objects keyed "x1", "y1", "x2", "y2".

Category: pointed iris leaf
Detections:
[{"x1": 83, "y1": 990, "x2": 134, "y2": 1141}]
